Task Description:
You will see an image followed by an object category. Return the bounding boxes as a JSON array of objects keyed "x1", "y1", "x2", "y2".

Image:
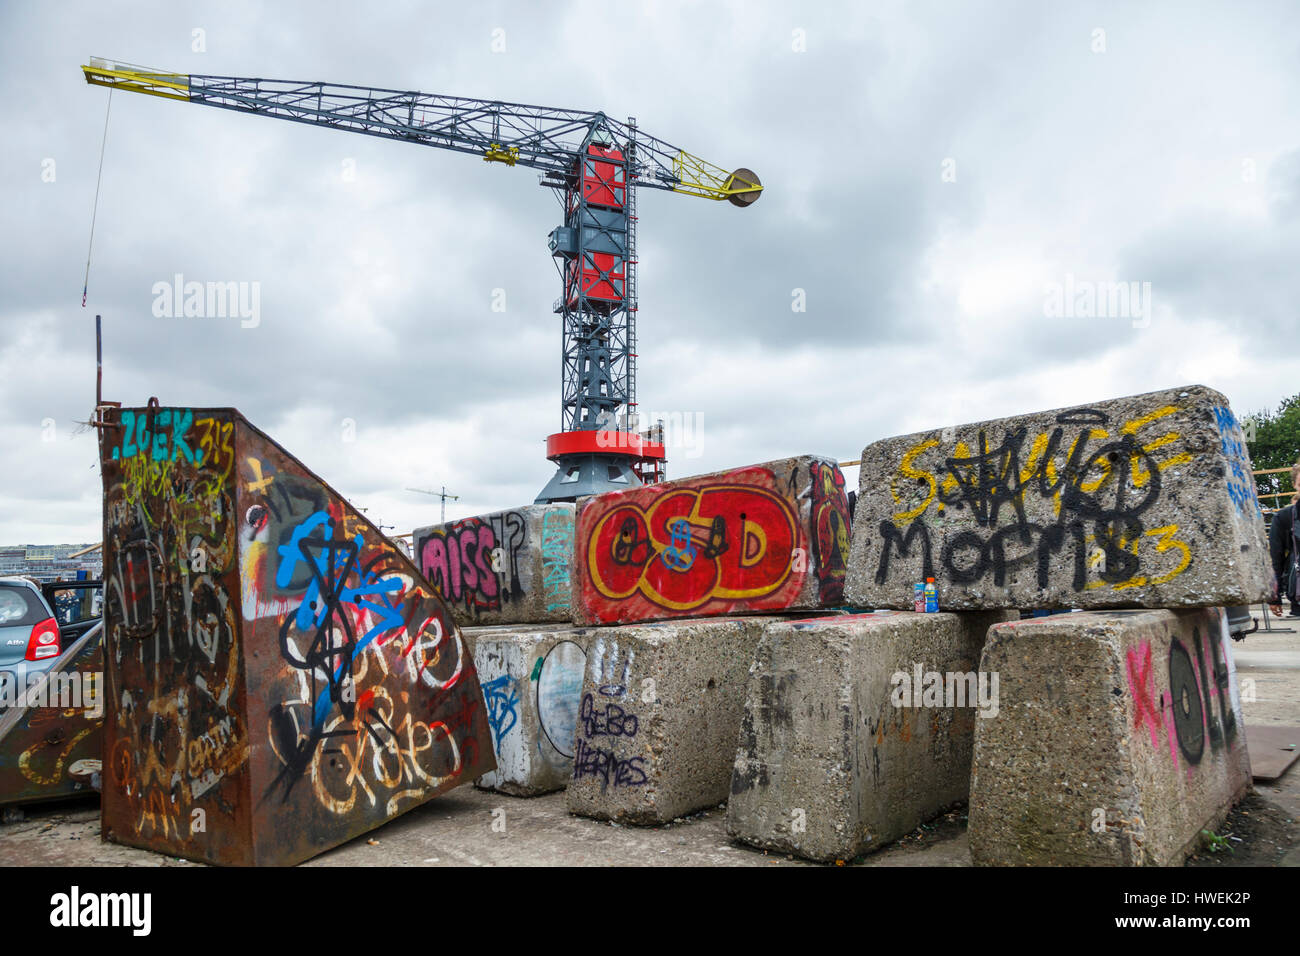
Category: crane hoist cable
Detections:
[{"x1": 82, "y1": 88, "x2": 113, "y2": 308}]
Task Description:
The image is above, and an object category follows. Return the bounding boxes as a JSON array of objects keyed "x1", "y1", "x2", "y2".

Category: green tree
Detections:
[{"x1": 1245, "y1": 393, "x2": 1300, "y2": 514}]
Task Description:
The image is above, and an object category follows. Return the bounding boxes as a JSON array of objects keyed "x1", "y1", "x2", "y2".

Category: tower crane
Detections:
[{"x1": 81, "y1": 58, "x2": 761, "y2": 502}]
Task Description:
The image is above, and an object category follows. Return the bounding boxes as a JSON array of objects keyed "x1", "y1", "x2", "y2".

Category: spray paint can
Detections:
[
  {"x1": 924, "y1": 577, "x2": 938, "y2": 613},
  {"x1": 913, "y1": 582, "x2": 925, "y2": 613}
]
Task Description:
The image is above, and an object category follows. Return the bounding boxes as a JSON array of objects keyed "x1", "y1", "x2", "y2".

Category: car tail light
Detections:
[{"x1": 26, "y1": 617, "x2": 61, "y2": 661}]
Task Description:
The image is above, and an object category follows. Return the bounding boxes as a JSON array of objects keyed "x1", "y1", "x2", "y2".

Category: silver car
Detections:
[{"x1": 0, "y1": 577, "x2": 64, "y2": 703}]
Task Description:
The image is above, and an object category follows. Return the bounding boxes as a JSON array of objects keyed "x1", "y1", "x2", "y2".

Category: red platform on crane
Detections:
[{"x1": 545, "y1": 429, "x2": 666, "y2": 462}]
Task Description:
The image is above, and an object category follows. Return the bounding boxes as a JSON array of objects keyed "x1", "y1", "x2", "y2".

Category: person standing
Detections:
[{"x1": 1269, "y1": 461, "x2": 1300, "y2": 619}]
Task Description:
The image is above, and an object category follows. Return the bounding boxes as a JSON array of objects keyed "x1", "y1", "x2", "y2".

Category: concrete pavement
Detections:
[{"x1": 1, "y1": 607, "x2": 1294, "y2": 867}]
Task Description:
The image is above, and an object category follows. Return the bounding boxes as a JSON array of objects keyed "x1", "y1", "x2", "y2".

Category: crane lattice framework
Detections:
[{"x1": 82, "y1": 59, "x2": 761, "y2": 502}]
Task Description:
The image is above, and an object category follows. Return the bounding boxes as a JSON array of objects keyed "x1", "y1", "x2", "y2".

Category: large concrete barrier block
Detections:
[
  {"x1": 969, "y1": 608, "x2": 1251, "y2": 866},
  {"x1": 846, "y1": 386, "x2": 1272, "y2": 611},
  {"x1": 572, "y1": 456, "x2": 852, "y2": 625},
  {"x1": 466, "y1": 624, "x2": 590, "y2": 795},
  {"x1": 565, "y1": 617, "x2": 767, "y2": 823},
  {"x1": 414, "y1": 503, "x2": 575, "y2": 626},
  {"x1": 99, "y1": 405, "x2": 495, "y2": 866},
  {"x1": 727, "y1": 610, "x2": 1011, "y2": 862}
]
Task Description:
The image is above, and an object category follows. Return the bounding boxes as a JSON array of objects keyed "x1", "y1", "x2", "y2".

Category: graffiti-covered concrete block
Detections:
[
  {"x1": 846, "y1": 386, "x2": 1272, "y2": 611},
  {"x1": 968, "y1": 608, "x2": 1251, "y2": 866},
  {"x1": 98, "y1": 405, "x2": 495, "y2": 866},
  {"x1": 414, "y1": 504, "x2": 575, "y2": 626},
  {"x1": 572, "y1": 456, "x2": 851, "y2": 626},
  {"x1": 726, "y1": 610, "x2": 1012, "y2": 862},
  {"x1": 466, "y1": 623, "x2": 590, "y2": 796},
  {"x1": 565, "y1": 617, "x2": 767, "y2": 823}
]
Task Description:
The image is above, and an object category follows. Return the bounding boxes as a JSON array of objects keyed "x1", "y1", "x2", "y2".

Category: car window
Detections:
[
  {"x1": 0, "y1": 586, "x2": 40, "y2": 626},
  {"x1": 46, "y1": 586, "x2": 102, "y2": 626}
]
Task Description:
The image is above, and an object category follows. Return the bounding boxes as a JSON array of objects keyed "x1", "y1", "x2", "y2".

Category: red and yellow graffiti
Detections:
[
  {"x1": 810, "y1": 461, "x2": 851, "y2": 603},
  {"x1": 586, "y1": 484, "x2": 800, "y2": 612}
]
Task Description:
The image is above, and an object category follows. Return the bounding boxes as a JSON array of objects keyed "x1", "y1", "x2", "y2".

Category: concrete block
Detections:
[
  {"x1": 414, "y1": 504, "x2": 575, "y2": 626},
  {"x1": 726, "y1": 610, "x2": 1012, "y2": 862},
  {"x1": 565, "y1": 616, "x2": 768, "y2": 823},
  {"x1": 968, "y1": 608, "x2": 1252, "y2": 866},
  {"x1": 846, "y1": 385, "x2": 1272, "y2": 610},
  {"x1": 466, "y1": 624, "x2": 590, "y2": 796},
  {"x1": 572, "y1": 456, "x2": 852, "y2": 625}
]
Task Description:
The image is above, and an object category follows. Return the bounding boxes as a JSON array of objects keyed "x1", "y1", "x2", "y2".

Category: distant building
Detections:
[{"x1": 0, "y1": 543, "x2": 102, "y2": 582}]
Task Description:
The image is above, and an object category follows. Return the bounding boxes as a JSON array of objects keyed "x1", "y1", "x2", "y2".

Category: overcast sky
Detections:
[{"x1": 3, "y1": 0, "x2": 1297, "y2": 543}]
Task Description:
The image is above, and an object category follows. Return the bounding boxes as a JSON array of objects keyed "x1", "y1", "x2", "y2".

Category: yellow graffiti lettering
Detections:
[
  {"x1": 1120, "y1": 404, "x2": 1178, "y2": 435},
  {"x1": 1083, "y1": 524, "x2": 1191, "y2": 591},
  {"x1": 936, "y1": 441, "x2": 971, "y2": 511},
  {"x1": 1145, "y1": 524, "x2": 1192, "y2": 586},
  {"x1": 893, "y1": 439, "x2": 939, "y2": 522}
]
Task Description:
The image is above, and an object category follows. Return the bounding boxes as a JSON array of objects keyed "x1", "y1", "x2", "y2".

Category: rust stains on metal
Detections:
[{"x1": 99, "y1": 405, "x2": 495, "y2": 865}]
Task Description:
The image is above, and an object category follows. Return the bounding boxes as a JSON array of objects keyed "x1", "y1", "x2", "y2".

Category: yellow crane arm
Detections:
[
  {"x1": 670, "y1": 152, "x2": 762, "y2": 205},
  {"x1": 82, "y1": 59, "x2": 189, "y2": 101}
]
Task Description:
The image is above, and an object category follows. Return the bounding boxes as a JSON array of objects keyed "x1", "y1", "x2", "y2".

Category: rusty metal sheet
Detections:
[
  {"x1": 99, "y1": 405, "x2": 494, "y2": 865},
  {"x1": 0, "y1": 624, "x2": 104, "y2": 808}
]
